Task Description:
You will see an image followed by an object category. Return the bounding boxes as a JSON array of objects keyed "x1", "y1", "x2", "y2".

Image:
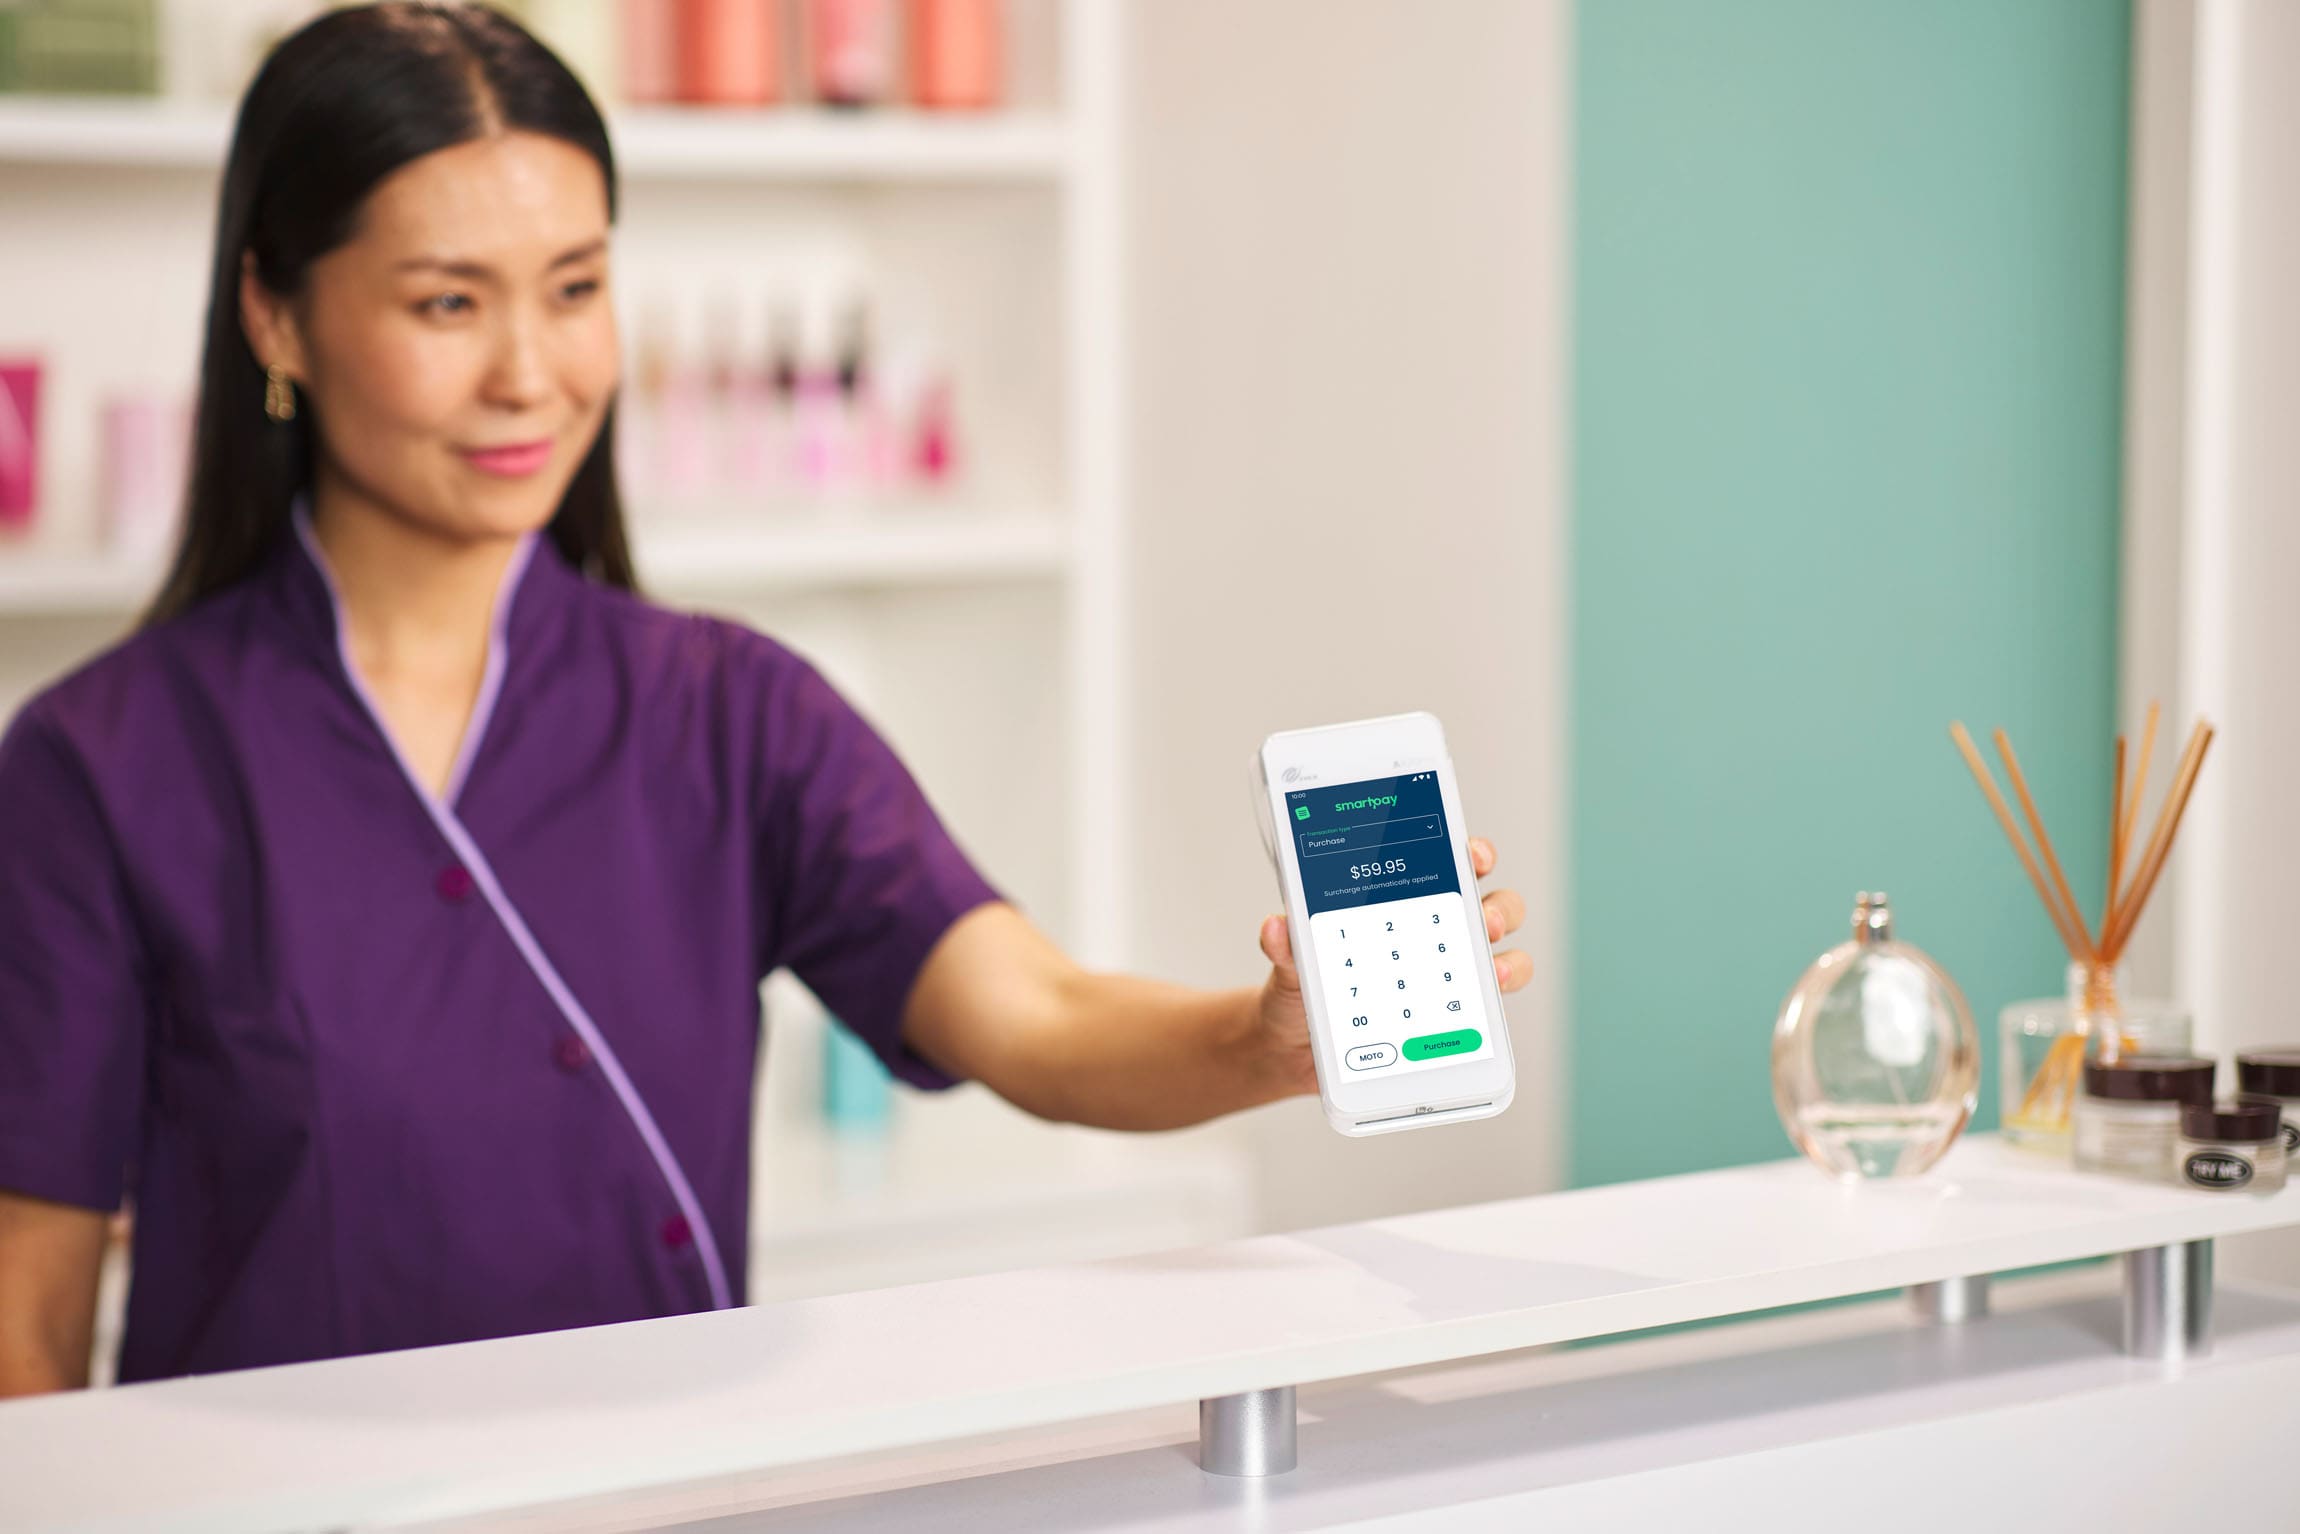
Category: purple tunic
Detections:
[{"x1": 0, "y1": 518, "x2": 1000, "y2": 1381}]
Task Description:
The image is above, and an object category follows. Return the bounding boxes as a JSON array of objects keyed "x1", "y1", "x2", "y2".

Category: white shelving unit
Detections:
[
  {"x1": 0, "y1": 515, "x2": 1071, "y2": 614},
  {"x1": 2, "y1": 1, "x2": 1200, "y2": 1323}
]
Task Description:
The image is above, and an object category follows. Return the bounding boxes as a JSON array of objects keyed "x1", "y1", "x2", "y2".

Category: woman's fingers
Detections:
[
  {"x1": 1493, "y1": 948, "x2": 1533, "y2": 993},
  {"x1": 1258, "y1": 914, "x2": 1300, "y2": 991},
  {"x1": 1482, "y1": 886, "x2": 1526, "y2": 943},
  {"x1": 1469, "y1": 837, "x2": 1497, "y2": 878}
]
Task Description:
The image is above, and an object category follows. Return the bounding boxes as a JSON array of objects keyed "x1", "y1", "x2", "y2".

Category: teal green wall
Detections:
[{"x1": 1570, "y1": 1, "x2": 2132, "y2": 1185}]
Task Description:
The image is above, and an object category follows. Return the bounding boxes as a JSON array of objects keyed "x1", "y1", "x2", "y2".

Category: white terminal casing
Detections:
[{"x1": 1255, "y1": 711, "x2": 1516, "y2": 1136}]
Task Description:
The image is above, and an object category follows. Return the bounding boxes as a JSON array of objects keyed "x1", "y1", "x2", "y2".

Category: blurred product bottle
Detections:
[
  {"x1": 724, "y1": 301, "x2": 790, "y2": 500},
  {"x1": 702, "y1": 291, "x2": 746, "y2": 495},
  {"x1": 833, "y1": 301, "x2": 883, "y2": 496},
  {"x1": 906, "y1": 0, "x2": 998, "y2": 111},
  {"x1": 805, "y1": 0, "x2": 890, "y2": 108},
  {"x1": 793, "y1": 362, "x2": 843, "y2": 494},
  {"x1": 0, "y1": 358, "x2": 41, "y2": 530},
  {"x1": 765, "y1": 307, "x2": 802, "y2": 503},
  {"x1": 98, "y1": 391, "x2": 190, "y2": 556},
  {"x1": 522, "y1": 0, "x2": 619, "y2": 103},
  {"x1": 616, "y1": 305, "x2": 671, "y2": 494},
  {"x1": 820, "y1": 1014, "x2": 893, "y2": 1134},
  {"x1": 655, "y1": 317, "x2": 714, "y2": 501},
  {"x1": 619, "y1": 0, "x2": 678, "y2": 103},
  {"x1": 911, "y1": 370, "x2": 956, "y2": 488},
  {"x1": 676, "y1": 0, "x2": 781, "y2": 105}
]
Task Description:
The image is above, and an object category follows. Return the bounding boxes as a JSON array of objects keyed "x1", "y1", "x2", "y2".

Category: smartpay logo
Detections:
[{"x1": 1333, "y1": 795, "x2": 1398, "y2": 812}]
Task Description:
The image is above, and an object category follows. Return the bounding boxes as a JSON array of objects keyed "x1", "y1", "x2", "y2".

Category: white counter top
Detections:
[
  {"x1": 4, "y1": 1135, "x2": 2295, "y2": 1533},
  {"x1": 396, "y1": 1274, "x2": 2300, "y2": 1533}
]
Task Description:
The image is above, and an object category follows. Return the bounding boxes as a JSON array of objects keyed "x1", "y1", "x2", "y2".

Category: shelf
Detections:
[
  {"x1": 0, "y1": 516, "x2": 1069, "y2": 616},
  {"x1": 0, "y1": 96, "x2": 1071, "y2": 182},
  {"x1": 616, "y1": 107, "x2": 1070, "y2": 182},
  {"x1": 633, "y1": 514, "x2": 1068, "y2": 593}
]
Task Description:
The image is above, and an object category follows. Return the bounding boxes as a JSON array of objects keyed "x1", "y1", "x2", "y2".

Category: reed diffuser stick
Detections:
[
  {"x1": 2102, "y1": 723, "x2": 2214, "y2": 960},
  {"x1": 2104, "y1": 722, "x2": 2205, "y2": 955},
  {"x1": 1994, "y1": 729, "x2": 2094, "y2": 955},
  {"x1": 2106, "y1": 735, "x2": 2127, "y2": 921},
  {"x1": 1949, "y1": 723, "x2": 2088, "y2": 958},
  {"x1": 2117, "y1": 701, "x2": 2161, "y2": 893}
]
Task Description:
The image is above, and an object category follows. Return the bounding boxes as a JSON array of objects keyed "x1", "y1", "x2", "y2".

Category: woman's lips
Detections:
[{"x1": 458, "y1": 438, "x2": 554, "y2": 478}]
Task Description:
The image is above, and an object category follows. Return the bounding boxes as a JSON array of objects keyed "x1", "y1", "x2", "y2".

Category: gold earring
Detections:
[{"x1": 264, "y1": 363, "x2": 297, "y2": 423}]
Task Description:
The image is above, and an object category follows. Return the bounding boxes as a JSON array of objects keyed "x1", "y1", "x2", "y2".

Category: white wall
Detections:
[
  {"x1": 1122, "y1": 0, "x2": 1567, "y2": 1229},
  {"x1": 2129, "y1": 0, "x2": 2300, "y2": 1278}
]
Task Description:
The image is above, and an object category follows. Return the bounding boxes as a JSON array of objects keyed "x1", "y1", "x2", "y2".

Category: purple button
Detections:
[
  {"x1": 435, "y1": 865, "x2": 475, "y2": 904},
  {"x1": 660, "y1": 1214, "x2": 693, "y2": 1251},
  {"x1": 552, "y1": 1035, "x2": 591, "y2": 1073}
]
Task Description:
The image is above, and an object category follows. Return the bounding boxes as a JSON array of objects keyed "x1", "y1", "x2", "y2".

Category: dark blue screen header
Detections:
[{"x1": 1286, "y1": 772, "x2": 1461, "y2": 917}]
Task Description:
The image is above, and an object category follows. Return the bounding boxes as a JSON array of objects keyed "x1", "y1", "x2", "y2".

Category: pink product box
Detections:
[{"x1": 0, "y1": 359, "x2": 40, "y2": 529}]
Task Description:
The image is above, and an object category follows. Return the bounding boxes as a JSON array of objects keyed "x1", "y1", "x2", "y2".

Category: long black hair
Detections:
[{"x1": 146, "y1": 1, "x2": 634, "y2": 627}]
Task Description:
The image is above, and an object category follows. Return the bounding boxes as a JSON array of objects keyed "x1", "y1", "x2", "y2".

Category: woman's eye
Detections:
[
  {"x1": 419, "y1": 293, "x2": 473, "y2": 317},
  {"x1": 559, "y1": 278, "x2": 602, "y2": 303}
]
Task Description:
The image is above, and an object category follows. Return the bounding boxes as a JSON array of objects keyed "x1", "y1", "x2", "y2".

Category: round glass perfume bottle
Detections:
[{"x1": 1773, "y1": 892, "x2": 1980, "y2": 1180}]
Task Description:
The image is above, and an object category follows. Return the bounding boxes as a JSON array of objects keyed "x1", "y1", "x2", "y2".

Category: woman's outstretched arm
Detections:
[{"x1": 902, "y1": 838, "x2": 1531, "y2": 1131}]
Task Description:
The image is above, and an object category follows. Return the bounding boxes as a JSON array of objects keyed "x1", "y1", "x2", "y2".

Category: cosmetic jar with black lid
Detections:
[
  {"x1": 2234, "y1": 1049, "x2": 2300, "y2": 1157},
  {"x1": 2072, "y1": 1056, "x2": 2216, "y2": 1181},
  {"x1": 2176, "y1": 1099, "x2": 2287, "y2": 1194}
]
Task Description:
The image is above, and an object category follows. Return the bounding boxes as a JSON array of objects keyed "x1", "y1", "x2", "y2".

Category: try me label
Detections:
[{"x1": 2184, "y1": 1151, "x2": 2256, "y2": 1190}]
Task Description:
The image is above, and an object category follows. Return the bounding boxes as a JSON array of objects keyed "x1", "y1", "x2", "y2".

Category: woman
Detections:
[{"x1": 0, "y1": 3, "x2": 1530, "y2": 1394}]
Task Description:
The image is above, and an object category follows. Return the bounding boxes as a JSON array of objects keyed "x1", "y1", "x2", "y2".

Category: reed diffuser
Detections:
[{"x1": 1950, "y1": 704, "x2": 2216, "y2": 1148}]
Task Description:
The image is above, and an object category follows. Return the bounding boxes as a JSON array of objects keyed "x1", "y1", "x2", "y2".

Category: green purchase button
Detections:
[{"x1": 1402, "y1": 1029, "x2": 1480, "y2": 1061}]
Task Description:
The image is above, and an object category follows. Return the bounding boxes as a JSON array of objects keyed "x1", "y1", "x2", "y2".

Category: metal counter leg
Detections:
[
  {"x1": 1910, "y1": 1274, "x2": 1991, "y2": 1323},
  {"x1": 1199, "y1": 1386, "x2": 1297, "y2": 1476},
  {"x1": 2123, "y1": 1239, "x2": 2213, "y2": 1360}
]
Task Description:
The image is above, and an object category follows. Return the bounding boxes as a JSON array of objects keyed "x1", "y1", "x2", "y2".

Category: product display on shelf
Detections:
[
  {"x1": 1771, "y1": 891, "x2": 1978, "y2": 1180},
  {"x1": 0, "y1": 357, "x2": 37, "y2": 528},
  {"x1": 1950, "y1": 708, "x2": 2216, "y2": 1149},
  {"x1": 0, "y1": 1, "x2": 1006, "y2": 112},
  {"x1": 619, "y1": 291, "x2": 960, "y2": 516},
  {"x1": 1941, "y1": 710, "x2": 2294, "y2": 1197}
]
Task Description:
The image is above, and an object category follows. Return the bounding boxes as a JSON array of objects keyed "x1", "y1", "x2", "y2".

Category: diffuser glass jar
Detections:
[
  {"x1": 2000, "y1": 961, "x2": 2192, "y2": 1154},
  {"x1": 1774, "y1": 893, "x2": 1979, "y2": 1180}
]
